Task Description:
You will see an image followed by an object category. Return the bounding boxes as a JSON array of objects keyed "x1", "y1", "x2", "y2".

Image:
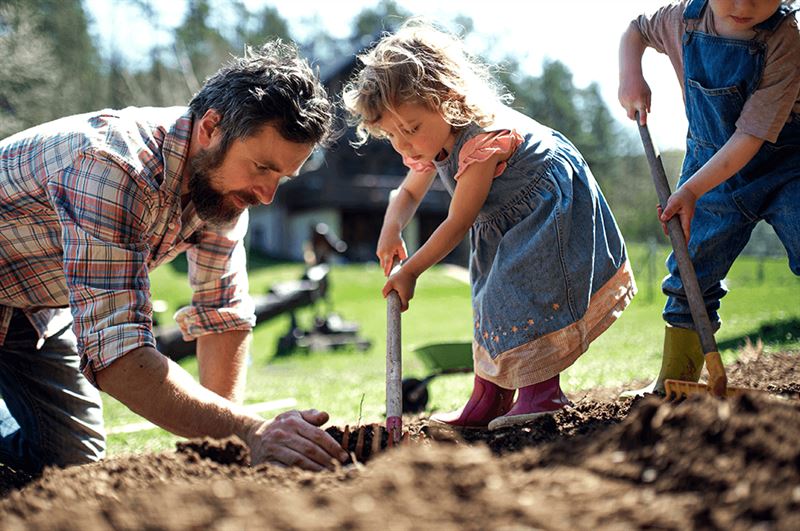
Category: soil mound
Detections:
[{"x1": 0, "y1": 351, "x2": 797, "y2": 530}]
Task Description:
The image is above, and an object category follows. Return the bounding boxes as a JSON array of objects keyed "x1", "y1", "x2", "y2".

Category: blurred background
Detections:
[{"x1": 0, "y1": 0, "x2": 788, "y2": 259}]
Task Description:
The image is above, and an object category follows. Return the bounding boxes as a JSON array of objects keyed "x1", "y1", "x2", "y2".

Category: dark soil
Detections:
[{"x1": 1, "y1": 350, "x2": 798, "y2": 530}]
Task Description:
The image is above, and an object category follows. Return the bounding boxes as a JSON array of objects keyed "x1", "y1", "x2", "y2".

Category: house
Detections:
[{"x1": 246, "y1": 38, "x2": 468, "y2": 266}]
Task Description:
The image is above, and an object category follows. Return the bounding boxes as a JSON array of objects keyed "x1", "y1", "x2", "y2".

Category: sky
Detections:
[{"x1": 84, "y1": 0, "x2": 687, "y2": 149}]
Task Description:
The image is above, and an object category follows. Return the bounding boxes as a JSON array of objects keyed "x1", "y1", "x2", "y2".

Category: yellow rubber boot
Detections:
[{"x1": 621, "y1": 326, "x2": 705, "y2": 397}]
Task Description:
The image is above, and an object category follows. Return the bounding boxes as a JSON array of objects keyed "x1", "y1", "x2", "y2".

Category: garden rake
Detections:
[{"x1": 636, "y1": 113, "x2": 752, "y2": 399}]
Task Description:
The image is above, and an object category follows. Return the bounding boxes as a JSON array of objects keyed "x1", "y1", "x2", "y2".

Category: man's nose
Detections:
[{"x1": 254, "y1": 184, "x2": 277, "y2": 205}]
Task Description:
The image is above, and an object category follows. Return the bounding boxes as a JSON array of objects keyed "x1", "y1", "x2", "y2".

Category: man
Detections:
[{"x1": 0, "y1": 41, "x2": 349, "y2": 473}]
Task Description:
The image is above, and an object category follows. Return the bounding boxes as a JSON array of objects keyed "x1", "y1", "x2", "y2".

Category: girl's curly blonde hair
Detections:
[{"x1": 342, "y1": 18, "x2": 511, "y2": 146}]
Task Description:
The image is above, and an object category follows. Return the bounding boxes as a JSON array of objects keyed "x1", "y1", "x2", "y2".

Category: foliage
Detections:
[
  {"x1": 0, "y1": 4, "x2": 59, "y2": 137},
  {"x1": 0, "y1": 0, "x2": 101, "y2": 135}
]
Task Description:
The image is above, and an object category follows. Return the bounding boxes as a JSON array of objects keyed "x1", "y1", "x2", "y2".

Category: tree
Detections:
[
  {"x1": 0, "y1": 0, "x2": 103, "y2": 134},
  {"x1": 350, "y1": 0, "x2": 409, "y2": 37},
  {"x1": 0, "y1": 4, "x2": 59, "y2": 137},
  {"x1": 174, "y1": 0, "x2": 230, "y2": 86},
  {"x1": 232, "y1": 2, "x2": 291, "y2": 48}
]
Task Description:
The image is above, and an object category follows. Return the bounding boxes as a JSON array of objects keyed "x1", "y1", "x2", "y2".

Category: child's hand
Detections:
[
  {"x1": 376, "y1": 226, "x2": 408, "y2": 276},
  {"x1": 659, "y1": 186, "x2": 697, "y2": 243},
  {"x1": 618, "y1": 73, "x2": 651, "y2": 125},
  {"x1": 382, "y1": 268, "x2": 417, "y2": 312}
]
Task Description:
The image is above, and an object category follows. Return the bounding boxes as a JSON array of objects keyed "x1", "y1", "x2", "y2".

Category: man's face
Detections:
[{"x1": 188, "y1": 124, "x2": 314, "y2": 226}]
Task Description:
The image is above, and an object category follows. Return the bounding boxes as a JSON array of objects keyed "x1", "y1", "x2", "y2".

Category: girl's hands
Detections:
[
  {"x1": 659, "y1": 186, "x2": 697, "y2": 243},
  {"x1": 382, "y1": 267, "x2": 417, "y2": 312},
  {"x1": 618, "y1": 73, "x2": 652, "y2": 125},
  {"x1": 376, "y1": 224, "x2": 408, "y2": 277}
]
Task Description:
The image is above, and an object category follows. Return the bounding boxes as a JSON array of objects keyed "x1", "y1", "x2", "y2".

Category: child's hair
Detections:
[{"x1": 342, "y1": 18, "x2": 511, "y2": 146}]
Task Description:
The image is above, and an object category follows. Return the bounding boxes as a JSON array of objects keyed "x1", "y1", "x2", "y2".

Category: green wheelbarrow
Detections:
[{"x1": 402, "y1": 341, "x2": 473, "y2": 413}]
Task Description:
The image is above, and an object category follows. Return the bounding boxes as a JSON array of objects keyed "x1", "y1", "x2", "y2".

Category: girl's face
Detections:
[
  {"x1": 709, "y1": 0, "x2": 781, "y2": 37},
  {"x1": 375, "y1": 102, "x2": 456, "y2": 164}
]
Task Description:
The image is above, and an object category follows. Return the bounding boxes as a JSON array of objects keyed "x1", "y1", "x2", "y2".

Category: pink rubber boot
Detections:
[
  {"x1": 428, "y1": 375, "x2": 514, "y2": 431},
  {"x1": 487, "y1": 374, "x2": 570, "y2": 430}
]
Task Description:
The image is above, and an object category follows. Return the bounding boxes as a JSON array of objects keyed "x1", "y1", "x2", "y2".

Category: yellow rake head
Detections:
[{"x1": 664, "y1": 379, "x2": 752, "y2": 400}]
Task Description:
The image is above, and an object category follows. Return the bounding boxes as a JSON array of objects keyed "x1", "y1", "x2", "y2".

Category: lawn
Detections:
[{"x1": 104, "y1": 243, "x2": 800, "y2": 455}]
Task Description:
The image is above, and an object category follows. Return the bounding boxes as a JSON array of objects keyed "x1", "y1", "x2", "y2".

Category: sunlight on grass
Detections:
[{"x1": 105, "y1": 244, "x2": 800, "y2": 455}]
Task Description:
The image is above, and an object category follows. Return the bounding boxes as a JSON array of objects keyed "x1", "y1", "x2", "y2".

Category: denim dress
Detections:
[
  {"x1": 432, "y1": 106, "x2": 635, "y2": 388},
  {"x1": 663, "y1": 0, "x2": 800, "y2": 329}
]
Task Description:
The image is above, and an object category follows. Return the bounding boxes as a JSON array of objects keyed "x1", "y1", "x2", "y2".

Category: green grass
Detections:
[{"x1": 105, "y1": 244, "x2": 800, "y2": 455}]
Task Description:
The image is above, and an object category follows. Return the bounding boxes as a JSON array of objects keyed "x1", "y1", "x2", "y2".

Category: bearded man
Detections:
[{"x1": 0, "y1": 41, "x2": 348, "y2": 474}]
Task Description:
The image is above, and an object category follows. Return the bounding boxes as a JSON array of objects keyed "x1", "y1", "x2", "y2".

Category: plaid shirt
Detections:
[{"x1": 0, "y1": 107, "x2": 255, "y2": 385}]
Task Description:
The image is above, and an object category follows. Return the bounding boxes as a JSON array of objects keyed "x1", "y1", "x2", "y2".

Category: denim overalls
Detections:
[
  {"x1": 432, "y1": 106, "x2": 629, "y2": 360},
  {"x1": 662, "y1": 0, "x2": 800, "y2": 328}
]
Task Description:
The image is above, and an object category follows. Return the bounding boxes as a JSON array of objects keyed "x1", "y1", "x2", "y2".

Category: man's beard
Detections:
[{"x1": 187, "y1": 144, "x2": 258, "y2": 226}]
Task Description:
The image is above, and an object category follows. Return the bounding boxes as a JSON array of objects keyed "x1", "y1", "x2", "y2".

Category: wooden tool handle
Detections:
[
  {"x1": 386, "y1": 290, "x2": 402, "y2": 443},
  {"x1": 636, "y1": 115, "x2": 719, "y2": 357}
]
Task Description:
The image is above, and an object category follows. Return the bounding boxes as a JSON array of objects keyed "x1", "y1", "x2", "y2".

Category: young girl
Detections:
[
  {"x1": 344, "y1": 20, "x2": 636, "y2": 430},
  {"x1": 619, "y1": 0, "x2": 800, "y2": 394}
]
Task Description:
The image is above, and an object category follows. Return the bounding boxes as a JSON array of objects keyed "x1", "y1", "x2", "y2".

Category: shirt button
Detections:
[{"x1": 168, "y1": 222, "x2": 175, "y2": 229}]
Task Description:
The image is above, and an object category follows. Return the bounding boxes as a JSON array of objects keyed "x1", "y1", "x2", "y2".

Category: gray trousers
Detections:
[{"x1": 0, "y1": 310, "x2": 105, "y2": 473}]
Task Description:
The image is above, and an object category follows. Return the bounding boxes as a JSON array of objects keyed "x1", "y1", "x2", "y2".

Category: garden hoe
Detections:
[
  {"x1": 637, "y1": 113, "x2": 752, "y2": 399},
  {"x1": 386, "y1": 289, "x2": 403, "y2": 445}
]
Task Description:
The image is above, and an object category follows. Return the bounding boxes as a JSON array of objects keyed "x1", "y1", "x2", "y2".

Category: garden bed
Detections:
[{"x1": 1, "y1": 351, "x2": 798, "y2": 530}]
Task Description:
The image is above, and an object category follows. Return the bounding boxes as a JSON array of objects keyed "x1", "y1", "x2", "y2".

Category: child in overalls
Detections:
[
  {"x1": 619, "y1": 0, "x2": 800, "y2": 393},
  {"x1": 344, "y1": 20, "x2": 636, "y2": 430}
]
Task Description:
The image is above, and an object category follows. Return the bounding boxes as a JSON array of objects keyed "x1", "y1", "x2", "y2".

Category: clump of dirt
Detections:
[
  {"x1": 507, "y1": 392, "x2": 800, "y2": 529},
  {"x1": 0, "y1": 351, "x2": 797, "y2": 530},
  {"x1": 726, "y1": 349, "x2": 800, "y2": 396},
  {"x1": 177, "y1": 436, "x2": 250, "y2": 466},
  {"x1": 450, "y1": 398, "x2": 634, "y2": 455}
]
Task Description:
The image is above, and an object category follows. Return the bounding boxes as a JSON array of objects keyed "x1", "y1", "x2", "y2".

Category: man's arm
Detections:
[
  {"x1": 196, "y1": 329, "x2": 250, "y2": 403},
  {"x1": 96, "y1": 345, "x2": 348, "y2": 470}
]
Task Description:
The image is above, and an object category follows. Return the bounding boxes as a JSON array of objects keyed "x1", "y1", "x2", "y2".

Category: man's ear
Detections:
[{"x1": 197, "y1": 109, "x2": 222, "y2": 148}]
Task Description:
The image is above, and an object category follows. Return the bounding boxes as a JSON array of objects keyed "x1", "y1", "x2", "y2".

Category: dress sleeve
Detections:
[{"x1": 453, "y1": 130, "x2": 524, "y2": 180}]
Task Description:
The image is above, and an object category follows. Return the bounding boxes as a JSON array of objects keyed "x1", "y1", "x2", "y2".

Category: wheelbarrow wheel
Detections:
[{"x1": 402, "y1": 378, "x2": 429, "y2": 413}]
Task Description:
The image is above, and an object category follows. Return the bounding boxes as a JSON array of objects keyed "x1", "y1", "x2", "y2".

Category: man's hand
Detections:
[
  {"x1": 659, "y1": 186, "x2": 697, "y2": 243},
  {"x1": 382, "y1": 267, "x2": 418, "y2": 312},
  {"x1": 97, "y1": 347, "x2": 348, "y2": 472},
  {"x1": 246, "y1": 409, "x2": 348, "y2": 471}
]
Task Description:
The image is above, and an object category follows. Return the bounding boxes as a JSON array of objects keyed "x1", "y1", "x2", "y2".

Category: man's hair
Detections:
[{"x1": 189, "y1": 40, "x2": 333, "y2": 151}]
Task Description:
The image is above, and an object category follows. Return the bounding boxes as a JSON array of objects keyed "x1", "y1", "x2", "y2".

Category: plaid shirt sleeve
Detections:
[
  {"x1": 174, "y1": 210, "x2": 256, "y2": 340},
  {"x1": 49, "y1": 149, "x2": 158, "y2": 386}
]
